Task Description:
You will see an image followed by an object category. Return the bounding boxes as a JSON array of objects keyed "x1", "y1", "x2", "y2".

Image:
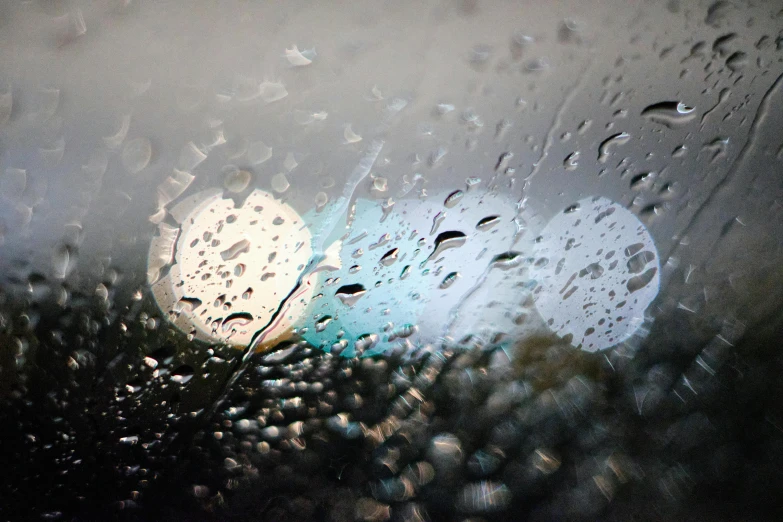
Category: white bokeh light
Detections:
[
  {"x1": 529, "y1": 196, "x2": 660, "y2": 352},
  {"x1": 149, "y1": 189, "x2": 315, "y2": 348}
]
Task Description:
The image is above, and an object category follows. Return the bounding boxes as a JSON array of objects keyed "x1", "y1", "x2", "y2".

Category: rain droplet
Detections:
[
  {"x1": 259, "y1": 80, "x2": 288, "y2": 103},
  {"x1": 563, "y1": 151, "x2": 580, "y2": 171},
  {"x1": 284, "y1": 45, "x2": 316, "y2": 66},
  {"x1": 439, "y1": 271, "x2": 460, "y2": 289},
  {"x1": 221, "y1": 312, "x2": 253, "y2": 332},
  {"x1": 224, "y1": 168, "x2": 252, "y2": 193},
  {"x1": 431, "y1": 211, "x2": 446, "y2": 235},
  {"x1": 597, "y1": 132, "x2": 630, "y2": 163},
  {"x1": 579, "y1": 262, "x2": 604, "y2": 279},
  {"x1": 178, "y1": 141, "x2": 208, "y2": 171},
  {"x1": 490, "y1": 251, "x2": 523, "y2": 270},
  {"x1": 371, "y1": 177, "x2": 388, "y2": 194},
  {"x1": 476, "y1": 215, "x2": 501, "y2": 231},
  {"x1": 104, "y1": 114, "x2": 131, "y2": 149},
  {"x1": 335, "y1": 284, "x2": 367, "y2": 307},
  {"x1": 314, "y1": 192, "x2": 328, "y2": 211},
  {"x1": 725, "y1": 51, "x2": 748, "y2": 71},
  {"x1": 379, "y1": 248, "x2": 399, "y2": 266},
  {"x1": 495, "y1": 152, "x2": 513, "y2": 172},
  {"x1": 170, "y1": 365, "x2": 195, "y2": 384},
  {"x1": 174, "y1": 297, "x2": 202, "y2": 314},
  {"x1": 626, "y1": 267, "x2": 658, "y2": 293},
  {"x1": 247, "y1": 140, "x2": 273, "y2": 165},
  {"x1": 51, "y1": 244, "x2": 71, "y2": 280},
  {"x1": 626, "y1": 250, "x2": 656, "y2": 274},
  {"x1": 283, "y1": 152, "x2": 298, "y2": 172},
  {"x1": 271, "y1": 173, "x2": 290, "y2": 193},
  {"x1": 121, "y1": 137, "x2": 152, "y2": 174},
  {"x1": 444, "y1": 190, "x2": 464, "y2": 208},
  {"x1": 630, "y1": 172, "x2": 655, "y2": 190},
  {"x1": 641, "y1": 101, "x2": 696, "y2": 128},
  {"x1": 315, "y1": 315, "x2": 333, "y2": 332},
  {"x1": 344, "y1": 124, "x2": 362, "y2": 144},
  {"x1": 435, "y1": 103, "x2": 455, "y2": 115},
  {"x1": 220, "y1": 239, "x2": 251, "y2": 261},
  {"x1": 423, "y1": 231, "x2": 467, "y2": 266}
]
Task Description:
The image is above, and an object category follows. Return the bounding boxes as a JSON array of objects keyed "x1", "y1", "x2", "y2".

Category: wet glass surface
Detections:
[{"x1": 1, "y1": 1, "x2": 783, "y2": 520}]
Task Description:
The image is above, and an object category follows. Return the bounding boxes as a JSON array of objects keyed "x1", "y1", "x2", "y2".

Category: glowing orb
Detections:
[
  {"x1": 529, "y1": 196, "x2": 660, "y2": 352},
  {"x1": 149, "y1": 189, "x2": 315, "y2": 349},
  {"x1": 299, "y1": 188, "x2": 526, "y2": 356}
]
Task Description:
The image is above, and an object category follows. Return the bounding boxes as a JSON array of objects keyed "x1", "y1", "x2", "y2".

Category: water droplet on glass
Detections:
[
  {"x1": 491, "y1": 251, "x2": 523, "y2": 270},
  {"x1": 597, "y1": 132, "x2": 630, "y2": 163},
  {"x1": 121, "y1": 137, "x2": 152, "y2": 174},
  {"x1": 344, "y1": 124, "x2": 362, "y2": 144},
  {"x1": 435, "y1": 103, "x2": 455, "y2": 115},
  {"x1": 220, "y1": 239, "x2": 251, "y2": 261},
  {"x1": 284, "y1": 45, "x2": 316, "y2": 66},
  {"x1": 476, "y1": 215, "x2": 501, "y2": 231},
  {"x1": 725, "y1": 51, "x2": 748, "y2": 71},
  {"x1": 283, "y1": 152, "x2": 298, "y2": 172},
  {"x1": 495, "y1": 152, "x2": 513, "y2": 172},
  {"x1": 221, "y1": 312, "x2": 253, "y2": 333},
  {"x1": 259, "y1": 80, "x2": 288, "y2": 103},
  {"x1": 630, "y1": 172, "x2": 655, "y2": 190},
  {"x1": 224, "y1": 168, "x2": 252, "y2": 193},
  {"x1": 563, "y1": 151, "x2": 580, "y2": 171},
  {"x1": 51, "y1": 244, "x2": 71, "y2": 280},
  {"x1": 271, "y1": 173, "x2": 290, "y2": 193},
  {"x1": 170, "y1": 365, "x2": 194, "y2": 384},
  {"x1": 423, "y1": 231, "x2": 467, "y2": 266},
  {"x1": 335, "y1": 284, "x2": 367, "y2": 307},
  {"x1": 641, "y1": 101, "x2": 696, "y2": 128},
  {"x1": 439, "y1": 271, "x2": 460, "y2": 289},
  {"x1": 315, "y1": 315, "x2": 333, "y2": 332},
  {"x1": 444, "y1": 190, "x2": 464, "y2": 208},
  {"x1": 314, "y1": 191, "x2": 329, "y2": 211},
  {"x1": 247, "y1": 140, "x2": 273, "y2": 165},
  {"x1": 371, "y1": 177, "x2": 388, "y2": 194},
  {"x1": 104, "y1": 114, "x2": 131, "y2": 149},
  {"x1": 379, "y1": 248, "x2": 399, "y2": 266},
  {"x1": 178, "y1": 141, "x2": 208, "y2": 171}
]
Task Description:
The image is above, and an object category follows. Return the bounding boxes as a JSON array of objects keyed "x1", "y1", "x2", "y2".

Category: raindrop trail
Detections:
[
  {"x1": 439, "y1": 252, "x2": 523, "y2": 341},
  {"x1": 700, "y1": 88, "x2": 730, "y2": 127},
  {"x1": 662, "y1": 71, "x2": 783, "y2": 265},
  {"x1": 526, "y1": 59, "x2": 592, "y2": 182},
  {"x1": 440, "y1": 263, "x2": 493, "y2": 341},
  {"x1": 200, "y1": 140, "x2": 384, "y2": 424}
]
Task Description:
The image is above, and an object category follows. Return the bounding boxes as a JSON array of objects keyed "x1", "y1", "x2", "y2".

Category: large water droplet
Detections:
[
  {"x1": 121, "y1": 137, "x2": 152, "y2": 173},
  {"x1": 224, "y1": 168, "x2": 252, "y2": 193},
  {"x1": 335, "y1": 284, "x2": 367, "y2": 307},
  {"x1": 597, "y1": 132, "x2": 630, "y2": 163},
  {"x1": 641, "y1": 101, "x2": 696, "y2": 128},
  {"x1": 476, "y1": 215, "x2": 501, "y2": 231},
  {"x1": 444, "y1": 189, "x2": 464, "y2": 208},
  {"x1": 563, "y1": 151, "x2": 580, "y2": 171},
  {"x1": 423, "y1": 231, "x2": 467, "y2": 266}
]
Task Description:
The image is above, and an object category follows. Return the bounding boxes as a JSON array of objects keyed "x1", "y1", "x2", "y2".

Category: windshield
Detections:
[{"x1": 2, "y1": 1, "x2": 783, "y2": 520}]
